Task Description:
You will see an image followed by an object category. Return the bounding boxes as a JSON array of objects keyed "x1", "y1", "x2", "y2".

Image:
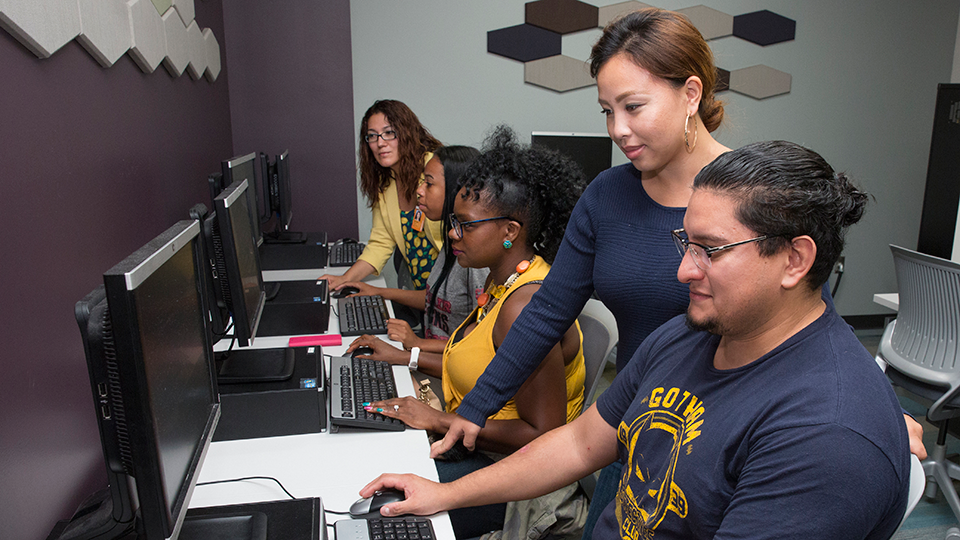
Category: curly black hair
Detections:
[{"x1": 457, "y1": 125, "x2": 587, "y2": 264}]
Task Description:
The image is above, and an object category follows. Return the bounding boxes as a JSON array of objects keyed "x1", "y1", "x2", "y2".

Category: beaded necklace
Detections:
[{"x1": 476, "y1": 257, "x2": 536, "y2": 322}]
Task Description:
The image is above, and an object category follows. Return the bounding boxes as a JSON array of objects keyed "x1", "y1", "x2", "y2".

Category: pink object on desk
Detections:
[{"x1": 288, "y1": 334, "x2": 342, "y2": 347}]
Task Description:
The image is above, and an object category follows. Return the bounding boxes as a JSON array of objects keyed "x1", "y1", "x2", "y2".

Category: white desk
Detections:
[
  {"x1": 194, "y1": 268, "x2": 454, "y2": 540},
  {"x1": 873, "y1": 293, "x2": 900, "y2": 311}
]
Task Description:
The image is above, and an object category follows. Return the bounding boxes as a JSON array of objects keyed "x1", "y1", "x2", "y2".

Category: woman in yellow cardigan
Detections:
[
  {"x1": 360, "y1": 127, "x2": 589, "y2": 539},
  {"x1": 321, "y1": 100, "x2": 443, "y2": 293}
]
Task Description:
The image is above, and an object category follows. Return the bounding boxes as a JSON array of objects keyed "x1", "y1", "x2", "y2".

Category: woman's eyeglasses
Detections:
[
  {"x1": 364, "y1": 130, "x2": 397, "y2": 143},
  {"x1": 449, "y1": 215, "x2": 523, "y2": 239}
]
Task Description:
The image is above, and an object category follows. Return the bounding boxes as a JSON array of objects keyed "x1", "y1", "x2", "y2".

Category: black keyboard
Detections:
[
  {"x1": 338, "y1": 295, "x2": 389, "y2": 336},
  {"x1": 330, "y1": 242, "x2": 365, "y2": 267},
  {"x1": 329, "y1": 355, "x2": 404, "y2": 431},
  {"x1": 335, "y1": 517, "x2": 435, "y2": 540}
]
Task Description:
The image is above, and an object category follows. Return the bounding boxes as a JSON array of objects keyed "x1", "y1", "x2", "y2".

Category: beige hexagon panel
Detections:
[{"x1": 0, "y1": 0, "x2": 220, "y2": 81}]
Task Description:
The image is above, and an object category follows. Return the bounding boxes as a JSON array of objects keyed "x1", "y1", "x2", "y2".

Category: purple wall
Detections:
[
  {"x1": 0, "y1": 2, "x2": 233, "y2": 539},
  {"x1": 223, "y1": 0, "x2": 358, "y2": 240}
]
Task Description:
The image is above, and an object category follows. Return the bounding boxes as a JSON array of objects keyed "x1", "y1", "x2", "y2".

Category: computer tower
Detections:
[{"x1": 917, "y1": 83, "x2": 960, "y2": 259}]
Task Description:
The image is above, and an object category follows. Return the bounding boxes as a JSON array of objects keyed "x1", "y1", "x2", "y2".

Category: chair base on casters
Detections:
[{"x1": 923, "y1": 419, "x2": 960, "y2": 525}]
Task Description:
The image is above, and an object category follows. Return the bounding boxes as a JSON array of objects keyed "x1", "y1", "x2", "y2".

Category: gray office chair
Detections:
[
  {"x1": 879, "y1": 245, "x2": 960, "y2": 526},
  {"x1": 576, "y1": 298, "x2": 618, "y2": 499},
  {"x1": 578, "y1": 298, "x2": 618, "y2": 413}
]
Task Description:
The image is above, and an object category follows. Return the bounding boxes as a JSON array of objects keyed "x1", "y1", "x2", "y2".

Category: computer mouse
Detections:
[
  {"x1": 332, "y1": 286, "x2": 360, "y2": 299},
  {"x1": 351, "y1": 346, "x2": 374, "y2": 358},
  {"x1": 349, "y1": 488, "x2": 405, "y2": 518}
]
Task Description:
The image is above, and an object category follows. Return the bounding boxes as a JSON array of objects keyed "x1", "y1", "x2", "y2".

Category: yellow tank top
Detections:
[{"x1": 441, "y1": 256, "x2": 585, "y2": 423}]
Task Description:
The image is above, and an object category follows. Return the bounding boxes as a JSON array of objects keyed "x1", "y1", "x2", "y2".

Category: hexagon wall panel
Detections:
[
  {"x1": 77, "y1": 0, "x2": 132, "y2": 67},
  {"x1": 525, "y1": 55, "x2": 595, "y2": 92},
  {"x1": 488, "y1": 24, "x2": 561, "y2": 62},
  {"x1": 0, "y1": 0, "x2": 80, "y2": 58},
  {"x1": 171, "y1": 0, "x2": 194, "y2": 27},
  {"x1": 597, "y1": 2, "x2": 652, "y2": 28},
  {"x1": 127, "y1": 0, "x2": 166, "y2": 73},
  {"x1": 677, "y1": 5, "x2": 732, "y2": 41},
  {"x1": 161, "y1": 7, "x2": 189, "y2": 77},
  {"x1": 185, "y1": 20, "x2": 205, "y2": 80},
  {"x1": 0, "y1": 0, "x2": 220, "y2": 82},
  {"x1": 526, "y1": 0, "x2": 598, "y2": 34},
  {"x1": 203, "y1": 27, "x2": 220, "y2": 81},
  {"x1": 728, "y1": 65, "x2": 791, "y2": 99},
  {"x1": 733, "y1": 10, "x2": 795, "y2": 46}
]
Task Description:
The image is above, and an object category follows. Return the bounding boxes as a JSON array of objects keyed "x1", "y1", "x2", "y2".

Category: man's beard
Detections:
[{"x1": 685, "y1": 310, "x2": 726, "y2": 335}]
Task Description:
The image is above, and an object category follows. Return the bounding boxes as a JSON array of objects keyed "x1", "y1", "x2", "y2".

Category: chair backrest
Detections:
[
  {"x1": 879, "y1": 245, "x2": 960, "y2": 387},
  {"x1": 890, "y1": 454, "x2": 926, "y2": 538},
  {"x1": 578, "y1": 298, "x2": 618, "y2": 413}
]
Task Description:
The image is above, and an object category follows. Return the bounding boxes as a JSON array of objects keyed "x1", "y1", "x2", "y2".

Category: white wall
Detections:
[
  {"x1": 350, "y1": 0, "x2": 960, "y2": 315},
  {"x1": 952, "y1": 8, "x2": 960, "y2": 262}
]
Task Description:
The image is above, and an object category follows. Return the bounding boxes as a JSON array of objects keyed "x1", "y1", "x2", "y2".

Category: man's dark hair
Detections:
[{"x1": 693, "y1": 140, "x2": 869, "y2": 289}]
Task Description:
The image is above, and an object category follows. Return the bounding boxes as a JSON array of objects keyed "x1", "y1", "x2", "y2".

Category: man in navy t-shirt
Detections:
[{"x1": 360, "y1": 141, "x2": 910, "y2": 540}]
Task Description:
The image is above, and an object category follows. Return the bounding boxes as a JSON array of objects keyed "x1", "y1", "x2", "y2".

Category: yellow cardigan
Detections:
[{"x1": 356, "y1": 152, "x2": 444, "y2": 275}]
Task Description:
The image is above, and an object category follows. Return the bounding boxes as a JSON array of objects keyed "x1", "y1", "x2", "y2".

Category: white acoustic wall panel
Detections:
[
  {"x1": 161, "y1": 7, "x2": 188, "y2": 77},
  {"x1": 127, "y1": 0, "x2": 165, "y2": 73},
  {"x1": 150, "y1": 0, "x2": 173, "y2": 15},
  {"x1": 185, "y1": 20, "x2": 205, "y2": 79},
  {"x1": 77, "y1": 0, "x2": 133, "y2": 67},
  {"x1": 202, "y1": 27, "x2": 220, "y2": 81},
  {"x1": 0, "y1": 0, "x2": 80, "y2": 58},
  {"x1": 171, "y1": 0, "x2": 194, "y2": 27}
]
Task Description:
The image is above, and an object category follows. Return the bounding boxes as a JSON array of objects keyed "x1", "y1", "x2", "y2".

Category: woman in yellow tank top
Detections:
[{"x1": 361, "y1": 126, "x2": 588, "y2": 539}]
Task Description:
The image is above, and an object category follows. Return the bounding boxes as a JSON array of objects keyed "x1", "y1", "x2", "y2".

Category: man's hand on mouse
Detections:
[
  {"x1": 431, "y1": 417, "x2": 482, "y2": 458},
  {"x1": 346, "y1": 335, "x2": 409, "y2": 365},
  {"x1": 360, "y1": 473, "x2": 455, "y2": 518}
]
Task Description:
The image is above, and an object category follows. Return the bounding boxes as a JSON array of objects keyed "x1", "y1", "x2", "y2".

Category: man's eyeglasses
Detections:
[
  {"x1": 449, "y1": 215, "x2": 523, "y2": 239},
  {"x1": 671, "y1": 228, "x2": 768, "y2": 271},
  {"x1": 365, "y1": 130, "x2": 397, "y2": 143}
]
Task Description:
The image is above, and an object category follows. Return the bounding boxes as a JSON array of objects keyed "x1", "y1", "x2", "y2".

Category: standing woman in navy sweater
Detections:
[
  {"x1": 436, "y1": 9, "x2": 728, "y2": 538},
  {"x1": 433, "y1": 8, "x2": 925, "y2": 540}
]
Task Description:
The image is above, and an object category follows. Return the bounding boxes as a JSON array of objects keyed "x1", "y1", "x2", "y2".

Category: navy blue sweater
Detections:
[{"x1": 456, "y1": 164, "x2": 691, "y2": 426}]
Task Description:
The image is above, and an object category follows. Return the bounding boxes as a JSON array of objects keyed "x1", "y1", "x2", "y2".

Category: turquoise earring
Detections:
[{"x1": 503, "y1": 240, "x2": 513, "y2": 249}]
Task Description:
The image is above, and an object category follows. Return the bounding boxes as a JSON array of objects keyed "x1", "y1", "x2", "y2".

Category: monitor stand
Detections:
[
  {"x1": 182, "y1": 498, "x2": 323, "y2": 540},
  {"x1": 216, "y1": 348, "x2": 296, "y2": 384}
]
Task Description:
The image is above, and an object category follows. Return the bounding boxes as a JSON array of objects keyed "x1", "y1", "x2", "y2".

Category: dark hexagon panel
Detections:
[
  {"x1": 525, "y1": 0, "x2": 599, "y2": 34},
  {"x1": 488, "y1": 24, "x2": 561, "y2": 62},
  {"x1": 732, "y1": 10, "x2": 795, "y2": 46}
]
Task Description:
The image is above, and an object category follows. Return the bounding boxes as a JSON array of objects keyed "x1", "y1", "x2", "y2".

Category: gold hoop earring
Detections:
[{"x1": 684, "y1": 114, "x2": 698, "y2": 153}]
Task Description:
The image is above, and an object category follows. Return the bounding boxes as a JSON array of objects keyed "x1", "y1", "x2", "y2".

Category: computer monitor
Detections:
[
  {"x1": 212, "y1": 179, "x2": 266, "y2": 348},
  {"x1": 263, "y1": 150, "x2": 303, "y2": 243},
  {"x1": 63, "y1": 219, "x2": 220, "y2": 540},
  {"x1": 531, "y1": 131, "x2": 613, "y2": 183},
  {"x1": 221, "y1": 153, "x2": 265, "y2": 248}
]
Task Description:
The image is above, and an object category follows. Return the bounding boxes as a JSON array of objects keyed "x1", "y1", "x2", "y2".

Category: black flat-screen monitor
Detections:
[
  {"x1": 213, "y1": 179, "x2": 266, "y2": 348},
  {"x1": 64, "y1": 220, "x2": 220, "y2": 540},
  {"x1": 531, "y1": 131, "x2": 613, "y2": 183},
  {"x1": 221, "y1": 153, "x2": 265, "y2": 248},
  {"x1": 263, "y1": 150, "x2": 303, "y2": 243}
]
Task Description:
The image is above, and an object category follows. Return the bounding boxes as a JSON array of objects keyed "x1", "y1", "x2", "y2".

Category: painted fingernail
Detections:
[
  {"x1": 376, "y1": 408, "x2": 384, "y2": 413},
  {"x1": 364, "y1": 406, "x2": 373, "y2": 411},
  {"x1": 362, "y1": 402, "x2": 371, "y2": 406}
]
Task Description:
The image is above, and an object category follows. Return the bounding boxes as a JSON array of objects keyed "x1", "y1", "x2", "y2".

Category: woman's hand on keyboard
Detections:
[
  {"x1": 366, "y1": 396, "x2": 444, "y2": 432},
  {"x1": 346, "y1": 335, "x2": 410, "y2": 365}
]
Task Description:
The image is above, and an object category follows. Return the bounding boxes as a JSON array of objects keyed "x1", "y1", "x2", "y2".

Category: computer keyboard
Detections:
[
  {"x1": 329, "y1": 355, "x2": 404, "y2": 431},
  {"x1": 335, "y1": 517, "x2": 435, "y2": 540},
  {"x1": 329, "y1": 241, "x2": 365, "y2": 267},
  {"x1": 338, "y1": 295, "x2": 389, "y2": 336}
]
